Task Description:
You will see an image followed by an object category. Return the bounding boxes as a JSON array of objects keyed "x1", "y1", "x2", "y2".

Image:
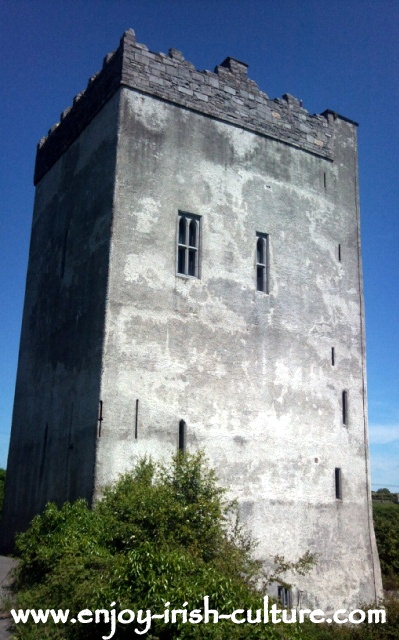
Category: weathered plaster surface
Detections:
[{"x1": 94, "y1": 88, "x2": 381, "y2": 609}]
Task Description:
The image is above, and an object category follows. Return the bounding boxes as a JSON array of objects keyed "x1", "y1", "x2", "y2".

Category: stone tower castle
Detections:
[{"x1": 1, "y1": 29, "x2": 381, "y2": 609}]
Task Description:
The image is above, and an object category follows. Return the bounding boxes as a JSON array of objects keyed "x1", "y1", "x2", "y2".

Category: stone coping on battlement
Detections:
[{"x1": 34, "y1": 29, "x2": 355, "y2": 185}]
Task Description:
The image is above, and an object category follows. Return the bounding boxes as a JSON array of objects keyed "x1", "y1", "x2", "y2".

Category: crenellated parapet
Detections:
[
  {"x1": 34, "y1": 28, "x2": 350, "y2": 184},
  {"x1": 34, "y1": 44, "x2": 123, "y2": 184}
]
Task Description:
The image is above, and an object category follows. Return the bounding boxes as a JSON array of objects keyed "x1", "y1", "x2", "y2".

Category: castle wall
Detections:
[
  {"x1": 1, "y1": 29, "x2": 381, "y2": 608},
  {"x1": 94, "y1": 87, "x2": 381, "y2": 609},
  {"x1": 0, "y1": 93, "x2": 119, "y2": 550}
]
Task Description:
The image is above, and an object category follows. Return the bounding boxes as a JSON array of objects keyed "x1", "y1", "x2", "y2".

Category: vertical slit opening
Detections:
[
  {"x1": 256, "y1": 233, "x2": 269, "y2": 293},
  {"x1": 335, "y1": 467, "x2": 342, "y2": 500},
  {"x1": 135, "y1": 399, "x2": 139, "y2": 440},
  {"x1": 60, "y1": 227, "x2": 69, "y2": 279},
  {"x1": 39, "y1": 423, "x2": 49, "y2": 482},
  {"x1": 98, "y1": 400, "x2": 103, "y2": 437},
  {"x1": 331, "y1": 347, "x2": 335, "y2": 366},
  {"x1": 342, "y1": 390, "x2": 348, "y2": 426},
  {"x1": 338, "y1": 244, "x2": 342, "y2": 262},
  {"x1": 179, "y1": 419, "x2": 186, "y2": 452}
]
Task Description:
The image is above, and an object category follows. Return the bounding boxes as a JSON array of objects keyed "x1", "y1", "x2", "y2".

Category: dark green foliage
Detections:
[
  {"x1": 0, "y1": 468, "x2": 5, "y2": 519},
  {"x1": 14, "y1": 454, "x2": 397, "y2": 639},
  {"x1": 301, "y1": 597, "x2": 398, "y2": 640},
  {"x1": 14, "y1": 453, "x2": 302, "y2": 639},
  {"x1": 372, "y1": 488, "x2": 398, "y2": 503},
  {"x1": 373, "y1": 499, "x2": 399, "y2": 590}
]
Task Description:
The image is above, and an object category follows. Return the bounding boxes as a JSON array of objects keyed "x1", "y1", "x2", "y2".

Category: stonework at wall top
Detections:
[{"x1": 34, "y1": 28, "x2": 356, "y2": 185}]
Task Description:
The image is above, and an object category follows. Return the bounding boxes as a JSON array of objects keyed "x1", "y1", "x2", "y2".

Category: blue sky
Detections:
[{"x1": 1, "y1": 0, "x2": 398, "y2": 489}]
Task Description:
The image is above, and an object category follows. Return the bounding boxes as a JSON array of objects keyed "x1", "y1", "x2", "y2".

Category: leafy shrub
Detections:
[
  {"x1": 14, "y1": 453, "x2": 304, "y2": 639},
  {"x1": 301, "y1": 597, "x2": 399, "y2": 640},
  {"x1": 14, "y1": 454, "x2": 399, "y2": 639},
  {"x1": 373, "y1": 500, "x2": 399, "y2": 590}
]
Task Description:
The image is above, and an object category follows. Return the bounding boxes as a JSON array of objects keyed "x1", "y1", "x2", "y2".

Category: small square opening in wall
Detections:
[
  {"x1": 278, "y1": 586, "x2": 293, "y2": 608},
  {"x1": 335, "y1": 467, "x2": 342, "y2": 500}
]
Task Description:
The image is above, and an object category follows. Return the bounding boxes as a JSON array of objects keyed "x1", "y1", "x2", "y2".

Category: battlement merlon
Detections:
[{"x1": 34, "y1": 28, "x2": 357, "y2": 185}]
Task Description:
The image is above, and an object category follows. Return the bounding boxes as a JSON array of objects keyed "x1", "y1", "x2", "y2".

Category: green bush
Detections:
[
  {"x1": 301, "y1": 597, "x2": 399, "y2": 640},
  {"x1": 14, "y1": 453, "x2": 303, "y2": 639},
  {"x1": 373, "y1": 500, "x2": 399, "y2": 590},
  {"x1": 14, "y1": 453, "x2": 396, "y2": 639}
]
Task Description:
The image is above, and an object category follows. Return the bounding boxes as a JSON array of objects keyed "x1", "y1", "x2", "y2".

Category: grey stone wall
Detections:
[
  {"x1": 93, "y1": 87, "x2": 381, "y2": 610},
  {"x1": 0, "y1": 94, "x2": 120, "y2": 551}
]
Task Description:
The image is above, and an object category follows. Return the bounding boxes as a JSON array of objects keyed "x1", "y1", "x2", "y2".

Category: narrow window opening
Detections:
[
  {"x1": 98, "y1": 400, "x2": 103, "y2": 437},
  {"x1": 177, "y1": 212, "x2": 200, "y2": 278},
  {"x1": 68, "y1": 404, "x2": 74, "y2": 451},
  {"x1": 335, "y1": 467, "x2": 342, "y2": 500},
  {"x1": 135, "y1": 399, "x2": 139, "y2": 440},
  {"x1": 342, "y1": 390, "x2": 348, "y2": 426},
  {"x1": 179, "y1": 419, "x2": 186, "y2": 452},
  {"x1": 338, "y1": 244, "x2": 342, "y2": 262},
  {"x1": 39, "y1": 422, "x2": 49, "y2": 482},
  {"x1": 178, "y1": 247, "x2": 185, "y2": 274},
  {"x1": 189, "y1": 219, "x2": 197, "y2": 247},
  {"x1": 331, "y1": 347, "x2": 335, "y2": 366},
  {"x1": 256, "y1": 232, "x2": 269, "y2": 293},
  {"x1": 257, "y1": 236, "x2": 264, "y2": 264},
  {"x1": 257, "y1": 265, "x2": 264, "y2": 292},
  {"x1": 188, "y1": 249, "x2": 196, "y2": 276},
  {"x1": 60, "y1": 227, "x2": 69, "y2": 279},
  {"x1": 278, "y1": 586, "x2": 293, "y2": 608},
  {"x1": 178, "y1": 217, "x2": 186, "y2": 245},
  {"x1": 323, "y1": 171, "x2": 327, "y2": 191}
]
